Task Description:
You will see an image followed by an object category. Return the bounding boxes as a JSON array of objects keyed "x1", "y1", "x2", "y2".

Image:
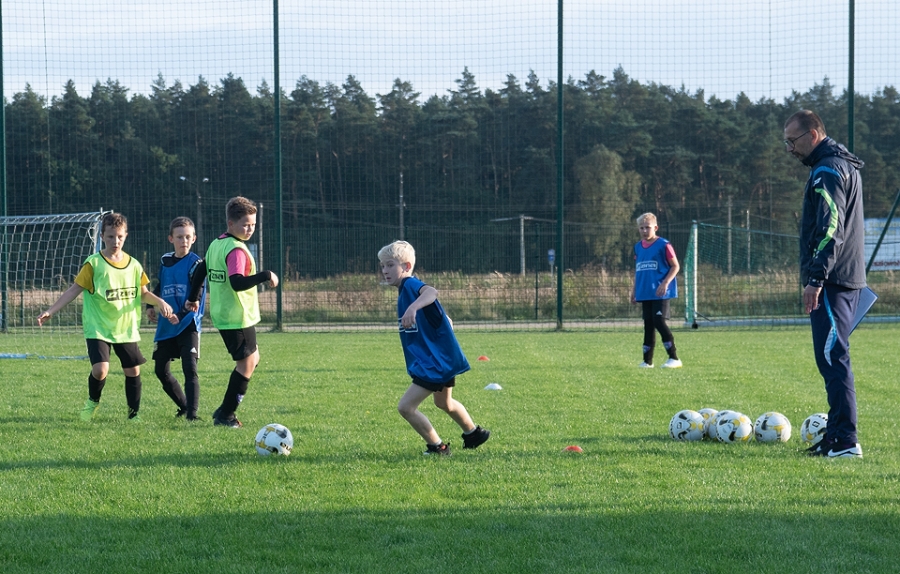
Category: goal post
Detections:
[{"x1": 1, "y1": 210, "x2": 107, "y2": 358}]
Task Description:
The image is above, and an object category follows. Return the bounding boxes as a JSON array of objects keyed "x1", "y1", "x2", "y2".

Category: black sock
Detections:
[
  {"x1": 125, "y1": 375, "x2": 142, "y2": 415},
  {"x1": 221, "y1": 370, "x2": 250, "y2": 415},
  {"x1": 88, "y1": 374, "x2": 106, "y2": 402}
]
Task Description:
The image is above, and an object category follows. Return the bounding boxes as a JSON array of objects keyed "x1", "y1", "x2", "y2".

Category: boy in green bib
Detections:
[
  {"x1": 38, "y1": 212, "x2": 174, "y2": 421},
  {"x1": 195, "y1": 197, "x2": 279, "y2": 428}
]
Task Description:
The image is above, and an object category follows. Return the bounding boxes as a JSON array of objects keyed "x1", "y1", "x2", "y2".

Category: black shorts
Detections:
[
  {"x1": 152, "y1": 324, "x2": 200, "y2": 362},
  {"x1": 411, "y1": 376, "x2": 456, "y2": 393},
  {"x1": 219, "y1": 326, "x2": 258, "y2": 361},
  {"x1": 86, "y1": 339, "x2": 147, "y2": 369},
  {"x1": 641, "y1": 299, "x2": 671, "y2": 322}
]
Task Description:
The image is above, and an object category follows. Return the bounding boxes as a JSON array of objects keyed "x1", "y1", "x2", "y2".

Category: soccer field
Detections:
[{"x1": 2, "y1": 328, "x2": 899, "y2": 573}]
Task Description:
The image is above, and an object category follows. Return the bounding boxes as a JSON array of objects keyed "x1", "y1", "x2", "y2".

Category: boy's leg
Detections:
[
  {"x1": 641, "y1": 301, "x2": 655, "y2": 365},
  {"x1": 155, "y1": 358, "x2": 187, "y2": 413},
  {"x1": 434, "y1": 385, "x2": 492, "y2": 449},
  {"x1": 432, "y1": 386, "x2": 475, "y2": 432},
  {"x1": 153, "y1": 338, "x2": 188, "y2": 414},
  {"x1": 115, "y1": 343, "x2": 146, "y2": 419},
  {"x1": 398, "y1": 383, "x2": 441, "y2": 445},
  {"x1": 82, "y1": 340, "x2": 109, "y2": 420},
  {"x1": 215, "y1": 328, "x2": 257, "y2": 426},
  {"x1": 178, "y1": 328, "x2": 200, "y2": 419}
]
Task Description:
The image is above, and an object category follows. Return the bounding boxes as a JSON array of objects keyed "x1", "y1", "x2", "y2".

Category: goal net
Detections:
[
  {"x1": 683, "y1": 222, "x2": 804, "y2": 328},
  {"x1": 1, "y1": 211, "x2": 107, "y2": 358}
]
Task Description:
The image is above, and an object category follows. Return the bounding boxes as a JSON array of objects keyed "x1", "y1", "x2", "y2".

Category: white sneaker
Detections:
[
  {"x1": 638, "y1": 362, "x2": 654, "y2": 368},
  {"x1": 826, "y1": 443, "x2": 863, "y2": 458},
  {"x1": 661, "y1": 358, "x2": 683, "y2": 369}
]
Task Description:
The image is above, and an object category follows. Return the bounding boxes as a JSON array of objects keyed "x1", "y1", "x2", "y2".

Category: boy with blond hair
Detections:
[
  {"x1": 37, "y1": 212, "x2": 174, "y2": 421},
  {"x1": 378, "y1": 240, "x2": 490, "y2": 455},
  {"x1": 631, "y1": 212, "x2": 682, "y2": 368}
]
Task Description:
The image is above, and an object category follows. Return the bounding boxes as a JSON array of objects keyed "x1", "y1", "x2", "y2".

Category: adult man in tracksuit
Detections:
[{"x1": 784, "y1": 109, "x2": 866, "y2": 458}]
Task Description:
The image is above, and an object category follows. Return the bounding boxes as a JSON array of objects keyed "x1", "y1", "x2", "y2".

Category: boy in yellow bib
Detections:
[{"x1": 38, "y1": 212, "x2": 174, "y2": 421}]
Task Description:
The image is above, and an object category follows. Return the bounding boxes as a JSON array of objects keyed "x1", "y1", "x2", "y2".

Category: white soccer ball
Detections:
[
  {"x1": 255, "y1": 423, "x2": 294, "y2": 456},
  {"x1": 697, "y1": 408, "x2": 719, "y2": 440},
  {"x1": 800, "y1": 413, "x2": 828, "y2": 445},
  {"x1": 715, "y1": 411, "x2": 754, "y2": 443},
  {"x1": 708, "y1": 409, "x2": 736, "y2": 440},
  {"x1": 754, "y1": 412, "x2": 792, "y2": 443},
  {"x1": 669, "y1": 409, "x2": 705, "y2": 441}
]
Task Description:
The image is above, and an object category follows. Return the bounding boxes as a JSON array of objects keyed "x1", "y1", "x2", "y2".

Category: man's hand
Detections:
[{"x1": 803, "y1": 284, "x2": 822, "y2": 313}]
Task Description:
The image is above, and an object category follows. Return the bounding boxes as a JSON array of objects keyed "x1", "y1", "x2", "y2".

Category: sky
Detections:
[{"x1": 2, "y1": 0, "x2": 898, "y2": 103}]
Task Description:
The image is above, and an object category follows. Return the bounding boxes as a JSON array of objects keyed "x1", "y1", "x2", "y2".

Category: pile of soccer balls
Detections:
[{"x1": 668, "y1": 409, "x2": 829, "y2": 445}]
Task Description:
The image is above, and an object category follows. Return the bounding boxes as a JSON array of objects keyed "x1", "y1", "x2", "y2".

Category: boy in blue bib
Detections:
[
  {"x1": 378, "y1": 240, "x2": 490, "y2": 456},
  {"x1": 631, "y1": 213, "x2": 682, "y2": 368}
]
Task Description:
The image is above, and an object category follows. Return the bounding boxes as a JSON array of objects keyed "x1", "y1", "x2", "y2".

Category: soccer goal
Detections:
[
  {"x1": 683, "y1": 222, "x2": 804, "y2": 328},
  {"x1": 1, "y1": 210, "x2": 107, "y2": 358}
]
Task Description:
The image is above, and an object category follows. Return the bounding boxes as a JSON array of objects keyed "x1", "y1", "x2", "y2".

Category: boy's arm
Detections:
[
  {"x1": 229, "y1": 271, "x2": 277, "y2": 292},
  {"x1": 141, "y1": 286, "x2": 175, "y2": 322},
  {"x1": 400, "y1": 285, "x2": 438, "y2": 329},
  {"x1": 37, "y1": 283, "x2": 84, "y2": 326},
  {"x1": 184, "y1": 259, "x2": 207, "y2": 312}
]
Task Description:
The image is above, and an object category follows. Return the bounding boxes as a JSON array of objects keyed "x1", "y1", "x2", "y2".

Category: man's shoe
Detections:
[
  {"x1": 661, "y1": 358, "x2": 683, "y2": 369},
  {"x1": 462, "y1": 426, "x2": 491, "y2": 449},
  {"x1": 827, "y1": 443, "x2": 863, "y2": 458},
  {"x1": 806, "y1": 437, "x2": 833, "y2": 456},
  {"x1": 638, "y1": 362, "x2": 654, "y2": 368},
  {"x1": 423, "y1": 442, "x2": 451, "y2": 456},
  {"x1": 80, "y1": 399, "x2": 100, "y2": 421}
]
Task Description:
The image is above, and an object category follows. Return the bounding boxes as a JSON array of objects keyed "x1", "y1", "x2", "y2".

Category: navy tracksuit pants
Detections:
[{"x1": 810, "y1": 284, "x2": 860, "y2": 445}]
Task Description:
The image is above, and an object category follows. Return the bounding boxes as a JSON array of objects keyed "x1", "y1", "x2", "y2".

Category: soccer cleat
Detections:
[
  {"x1": 638, "y1": 362, "x2": 654, "y2": 368},
  {"x1": 80, "y1": 399, "x2": 100, "y2": 421},
  {"x1": 826, "y1": 443, "x2": 863, "y2": 458},
  {"x1": 661, "y1": 358, "x2": 683, "y2": 369},
  {"x1": 127, "y1": 411, "x2": 141, "y2": 423},
  {"x1": 462, "y1": 426, "x2": 491, "y2": 449},
  {"x1": 423, "y1": 442, "x2": 451, "y2": 456},
  {"x1": 213, "y1": 410, "x2": 242, "y2": 428},
  {"x1": 175, "y1": 408, "x2": 187, "y2": 418}
]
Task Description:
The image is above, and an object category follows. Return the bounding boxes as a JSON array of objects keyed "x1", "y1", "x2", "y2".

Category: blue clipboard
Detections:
[{"x1": 851, "y1": 286, "x2": 878, "y2": 334}]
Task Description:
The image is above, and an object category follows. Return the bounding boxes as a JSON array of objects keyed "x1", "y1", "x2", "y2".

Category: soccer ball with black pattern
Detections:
[
  {"x1": 715, "y1": 411, "x2": 754, "y2": 444},
  {"x1": 799, "y1": 413, "x2": 828, "y2": 445},
  {"x1": 754, "y1": 412, "x2": 792, "y2": 443},
  {"x1": 255, "y1": 423, "x2": 294, "y2": 456},
  {"x1": 669, "y1": 409, "x2": 705, "y2": 441}
]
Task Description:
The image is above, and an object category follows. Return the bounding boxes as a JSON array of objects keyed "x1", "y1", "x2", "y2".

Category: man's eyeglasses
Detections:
[{"x1": 783, "y1": 130, "x2": 810, "y2": 148}]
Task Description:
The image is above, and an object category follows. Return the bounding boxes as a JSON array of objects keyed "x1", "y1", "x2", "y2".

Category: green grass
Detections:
[{"x1": 2, "y1": 328, "x2": 900, "y2": 573}]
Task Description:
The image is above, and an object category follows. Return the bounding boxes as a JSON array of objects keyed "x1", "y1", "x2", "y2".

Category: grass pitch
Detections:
[{"x1": 2, "y1": 328, "x2": 899, "y2": 573}]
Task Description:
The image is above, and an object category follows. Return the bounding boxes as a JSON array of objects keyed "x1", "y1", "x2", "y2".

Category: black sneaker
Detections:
[
  {"x1": 175, "y1": 408, "x2": 186, "y2": 418},
  {"x1": 807, "y1": 438, "x2": 834, "y2": 456},
  {"x1": 462, "y1": 426, "x2": 491, "y2": 449},
  {"x1": 213, "y1": 410, "x2": 242, "y2": 428},
  {"x1": 423, "y1": 442, "x2": 451, "y2": 456}
]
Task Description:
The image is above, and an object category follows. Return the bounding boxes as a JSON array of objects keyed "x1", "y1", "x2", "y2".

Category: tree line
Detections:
[{"x1": 5, "y1": 66, "x2": 899, "y2": 275}]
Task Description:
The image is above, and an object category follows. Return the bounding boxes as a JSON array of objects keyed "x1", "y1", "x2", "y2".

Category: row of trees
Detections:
[{"x1": 5, "y1": 67, "x2": 900, "y2": 274}]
